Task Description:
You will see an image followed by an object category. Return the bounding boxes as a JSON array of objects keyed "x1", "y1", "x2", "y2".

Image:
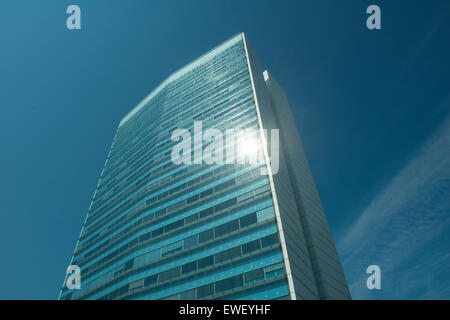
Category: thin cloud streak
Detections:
[{"x1": 337, "y1": 102, "x2": 450, "y2": 299}]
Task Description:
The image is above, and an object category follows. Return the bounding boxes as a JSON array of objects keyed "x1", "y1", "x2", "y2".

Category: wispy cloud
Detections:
[{"x1": 337, "y1": 99, "x2": 450, "y2": 299}]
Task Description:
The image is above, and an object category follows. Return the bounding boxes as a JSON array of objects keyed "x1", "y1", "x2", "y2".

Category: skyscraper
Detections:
[{"x1": 59, "y1": 33, "x2": 351, "y2": 300}]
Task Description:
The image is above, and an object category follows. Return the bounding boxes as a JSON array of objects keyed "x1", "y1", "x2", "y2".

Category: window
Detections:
[
  {"x1": 146, "y1": 249, "x2": 161, "y2": 263},
  {"x1": 197, "y1": 283, "x2": 214, "y2": 299},
  {"x1": 215, "y1": 275, "x2": 243, "y2": 293},
  {"x1": 199, "y1": 229, "x2": 214, "y2": 243},
  {"x1": 164, "y1": 219, "x2": 184, "y2": 232},
  {"x1": 143, "y1": 214, "x2": 154, "y2": 223},
  {"x1": 152, "y1": 227, "x2": 164, "y2": 237},
  {"x1": 109, "y1": 289, "x2": 118, "y2": 299},
  {"x1": 265, "y1": 266, "x2": 285, "y2": 279},
  {"x1": 181, "y1": 261, "x2": 197, "y2": 275},
  {"x1": 261, "y1": 233, "x2": 279, "y2": 248},
  {"x1": 170, "y1": 183, "x2": 186, "y2": 195},
  {"x1": 244, "y1": 269, "x2": 264, "y2": 285},
  {"x1": 161, "y1": 241, "x2": 182, "y2": 256},
  {"x1": 215, "y1": 197, "x2": 237, "y2": 212},
  {"x1": 188, "y1": 177, "x2": 200, "y2": 186},
  {"x1": 199, "y1": 207, "x2": 214, "y2": 218},
  {"x1": 180, "y1": 289, "x2": 196, "y2": 300},
  {"x1": 119, "y1": 284, "x2": 129, "y2": 296},
  {"x1": 239, "y1": 212, "x2": 257, "y2": 228},
  {"x1": 144, "y1": 274, "x2": 158, "y2": 287},
  {"x1": 215, "y1": 246, "x2": 241, "y2": 264},
  {"x1": 237, "y1": 191, "x2": 253, "y2": 203},
  {"x1": 158, "y1": 191, "x2": 168, "y2": 200},
  {"x1": 167, "y1": 201, "x2": 185, "y2": 213},
  {"x1": 257, "y1": 206, "x2": 275, "y2": 222},
  {"x1": 129, "y1": 238, "x2": 138, "y2": 248},
  {"x1": 202, "y1": 170, "x2": 214, "y2": 180},
  {"x1": 214, "y1": 219, "x2": 239, "y2": 238},
  {"x1": 242, "y1": 239, "x2": 260, "y2": 255},
  {"x1": 155, "y1": 210, "x2": 166, "y2": 219},
  {"x1": 254, "y1": 184, "x2": 270, "y2": 196},
  {"x1": 185, "y1": 213, "x2": 198, "y2": 224},
  {"x1": 183, "y1": 235, "x2": 198, "y2": 249},
  {"x1": 129, "y1": 279, "x2": 144, "y2": 291},
  {"x1": 146, "y1": 196, "x2": 157, "y2": 205},
  {"x1": 214, "y1": 164, "x2": 229, "y2": 175},
  {"x1": 200, "y1": 188, "x2": 213, "y2": 198},
  {"x1": 134, "y1": 254, "x2": 147, "y2": 267},
  {"x1": 187, "y1": 194, "x2": 199, "y2": 204},
  {"x1": 221, "y1": 178, "x2": 235, "y2": 190},
  {"x1": 139, "y1": 232, "x2": 151, "y2": 242},
  {"x1": 236, "y1": 171, "x2": 253, "y2": 184},
  {"x1": 198, "y1": 255, "x2": 214, "y2": 269},
  {"x1": 124, "y1": 259, "x2": 134, "y2": 271},
  {"x1": 159, "y1": 267, "x2": 180, "y2": 283}
]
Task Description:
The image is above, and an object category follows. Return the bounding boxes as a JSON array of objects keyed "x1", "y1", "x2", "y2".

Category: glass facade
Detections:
[{"x1": 59, "y1": 34, "x2": 290, "y2": 300}]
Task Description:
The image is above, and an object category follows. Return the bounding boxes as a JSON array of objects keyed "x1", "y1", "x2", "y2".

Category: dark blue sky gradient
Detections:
[{"x1": 0, "y1": 0, "x2": 449, "y2": 299}]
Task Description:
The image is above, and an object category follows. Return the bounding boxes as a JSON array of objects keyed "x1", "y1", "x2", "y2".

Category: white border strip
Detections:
[{"x1": 241, "y1": 33, "x2": 297, "y2": 300}]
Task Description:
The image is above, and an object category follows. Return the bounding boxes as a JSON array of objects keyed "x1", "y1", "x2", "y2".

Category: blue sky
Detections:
[{"x1": 0, "y1": 0, "x2": 449, "y2": 299}]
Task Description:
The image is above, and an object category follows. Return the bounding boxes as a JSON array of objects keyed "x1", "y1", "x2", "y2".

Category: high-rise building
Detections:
[{"x1": 59, "y1": 33, "x2": 351, "y2": 300}]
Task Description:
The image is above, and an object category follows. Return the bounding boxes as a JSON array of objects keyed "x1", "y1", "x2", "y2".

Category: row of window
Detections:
[
  {"x1": 82, "y1": 153, "x2": 258, "y2": 243},
  {"x1": 92, "y1": 96, "x2": 255, "y2": 219},
  {"x1": 103, "y1": 55, "x2": 248, "y2": 183},
  {"x1": 97, "y1": 241, "x2": 283, "y2": 300},
  {"x1": 170, "y1": 264, "x2": 285, "y2": 300},
  {"x1": 103, "y1": 72, "x2": 249, "y2": 189},
  {"x1": 78, "y1": 164, "x2": 234, "y2": 251},
  {"x1": 102, "y1": 101, "x2": 257, "y2": 213},
  {"x1": 77, "y1": 179, "x2": 271, "y2": 275},
  {"x1": 65, "y1": 230, "x2": 279, "y2": 300},
  {"x1": 103, "y1": 72, "x2": 252, "y2": 192},
  {"x1": 83, "y1": 135, "x2": 265, "y2": 240},
  {"x1": 77, "y1": 165, "x2": 264, "y2": 259},
  {"x1": 86, "y1": 162, "x2": 237, "y2": 238},
  {"x1": 93, "y1": 87, "x2": 255, "y2": 216},
  {"x1": 88, "y1": 96, "x2": 256, "y2": 226},
  {"x1": 77, "y1": 202, "x2": 275, "y2": 288}
]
